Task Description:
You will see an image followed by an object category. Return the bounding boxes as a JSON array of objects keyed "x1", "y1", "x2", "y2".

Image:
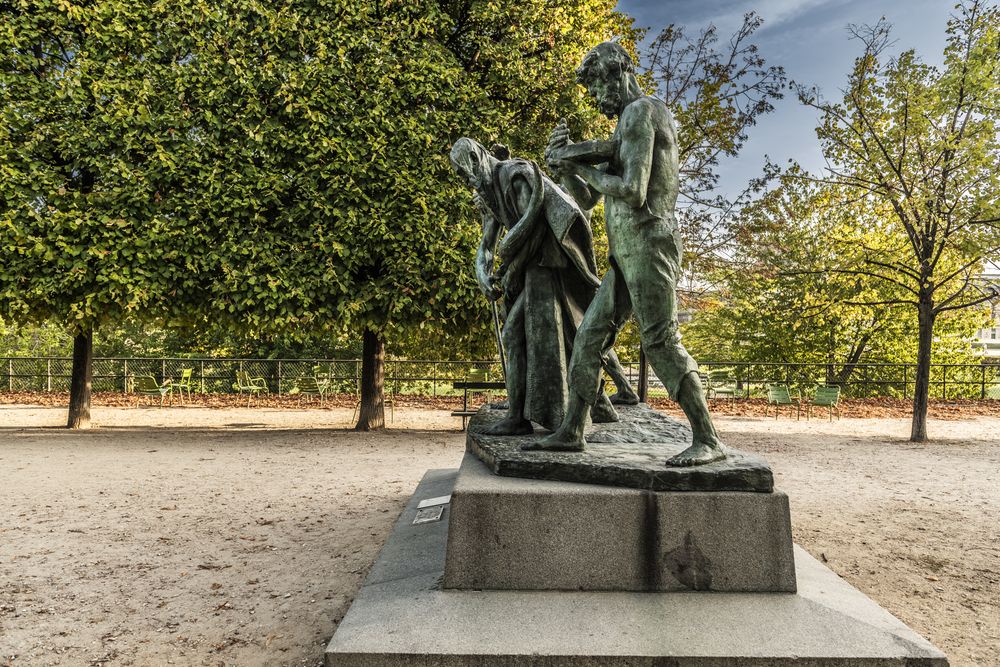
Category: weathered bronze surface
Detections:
[
  {"x1": 536, "y1": 42, "x2": 726, "y2": 468},
  {"x1": 470, "y1": 405, "x2": 772, "y2": 492},
  {"x1": 449, "y1": 138, "x2": 637, "y2": 437}
]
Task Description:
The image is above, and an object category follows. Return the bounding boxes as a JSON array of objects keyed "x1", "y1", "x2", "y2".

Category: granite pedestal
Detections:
[
  {"x1": 444, "y1": 453, "x2": 796, "y2": 592},
  {"x1": 324, "y1": 468, "x2": 948, "y2": 666}
]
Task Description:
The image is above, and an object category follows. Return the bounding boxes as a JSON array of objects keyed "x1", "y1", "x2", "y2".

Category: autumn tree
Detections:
[
  {"x1": 795, "y1": 1, "x2": 1000, "y2": 440},
  {"x1": 683, "y1": 172, "x2": 986, "y2": 384},
  {"x1": 644, "y1": 12, "x2": 786, "y2": 280}
]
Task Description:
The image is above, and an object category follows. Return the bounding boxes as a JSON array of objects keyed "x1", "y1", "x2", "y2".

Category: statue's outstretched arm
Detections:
[
  {"x1": 557, "y1": 102, "x2": 653, "y2": 208},
  {"x1": 559, "y1": 172, "x2": 602, "y2": 211},
  {"x1": 546, "y1": 120, "x2": 602, "y2": 210}
]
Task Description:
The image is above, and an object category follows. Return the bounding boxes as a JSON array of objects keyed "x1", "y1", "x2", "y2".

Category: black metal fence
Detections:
[
  {"x1": 687, "y1": 361, "x2": 1000, "y2": 400},
  {"x1": 0, "y1": 357, "x2": 504, "y2": 397},
  {"x1": 1, "y1": 357, "x2": 998, "y2": 399}
]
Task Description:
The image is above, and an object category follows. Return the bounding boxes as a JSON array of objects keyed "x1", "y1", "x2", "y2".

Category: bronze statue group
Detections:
[{"x1": 450, "y1": 42, "x2": 727, "y2": 468}]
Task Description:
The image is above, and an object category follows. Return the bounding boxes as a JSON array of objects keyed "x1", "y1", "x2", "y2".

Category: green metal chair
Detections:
[
  {"x1": 135, "y1": 375, "x2": 172, "y2": 407},
  {"x1": 173, "y1": 368, "x2": 194, "y2": 403},
  {"x1": 766, "y1": 384, "x2": 800, "y2": 419},
  {"x1": 807, "y1": 385, "x2": 841, "y2": 421},
  {"x1": 707, "y1": 367, "x2": 743, "y2": 401},
  {"x1": 296, "y1": 375, "x2": 331, "y2": 406},
  {"x1": 697, "y1": 371, "x2": 711, "y2": 398},
  {"x1": 233, "y1": 370, "x2": 268, "y2": 407}
]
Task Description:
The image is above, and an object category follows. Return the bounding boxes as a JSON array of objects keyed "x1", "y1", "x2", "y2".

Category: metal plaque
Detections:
[
  {"x1": 417, "y1": 495, "x2": 451, "y2": 509},
  {"x1": 412, "y1": 506, "x2": 444, "y2": 525}
]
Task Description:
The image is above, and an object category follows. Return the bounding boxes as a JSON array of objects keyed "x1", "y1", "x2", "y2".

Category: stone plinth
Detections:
[
  {"x1": 444, "y1": 453, "x2": 796, "y2": 592},
  {"x1": 469, "y1": 404, "x2": 773, "y2": 492},
  {"x1": 325, "y1": 469, "x2": 949, "y2": 666}
]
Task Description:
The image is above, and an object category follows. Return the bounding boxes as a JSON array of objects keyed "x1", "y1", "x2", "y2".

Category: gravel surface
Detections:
[{"x1": 1, "y1": 404, "x2": 997, "y2": 666}]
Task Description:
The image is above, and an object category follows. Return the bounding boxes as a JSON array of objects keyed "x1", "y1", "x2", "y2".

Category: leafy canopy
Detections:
[{"x1": 0, "y1": 0, "x2": 641, "y2": 357}]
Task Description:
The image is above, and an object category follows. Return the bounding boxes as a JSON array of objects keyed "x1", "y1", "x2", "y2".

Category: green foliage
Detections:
[
  {"x1": 0, "y1": 0, "x2": 640, "y2": 362},
  {"x1": 176, "y1": 0, "x2": 639, "y2": 354},
  {"x1": 682, "y1": 172, "x2": 988, "y2": 376},
  {"x1": 794, "y1": 1, "x2": 1000, "y2": 319},
  {"x1": 0, "y1": 316, "x2": 201, "y2": 358},
  {"x1": 0, "y1": 317, "x2": 68, "y2": 357},
  {"x1": 0, "y1": 0, "x2": 196, "y2": 333}
]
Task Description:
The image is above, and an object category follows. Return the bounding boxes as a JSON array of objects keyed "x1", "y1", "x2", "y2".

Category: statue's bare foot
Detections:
[
  {"x1": 610, "y1": 390, "x2": 639, "y2": 406},
  {"x1": 590, "y1": 396, "x2": 619, "y2": 423},
  {"x1": 480, "y1": 416, "x2": 533, "y2": 436},
  {"x1": 521, "y1": 430, "x2": 585, "y2": 452},
  {"x1": 665, "y1": 440, "x2": 727, "y2": 467}
]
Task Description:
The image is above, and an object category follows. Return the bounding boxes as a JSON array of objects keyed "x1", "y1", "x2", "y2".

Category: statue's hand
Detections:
[
  {"x1": 546, "y1": 158, "x2": 577, "y2": 176},
  {"x1": 472, "y1": 191, "x2": 493, "y2": 220},
  {"x1": 545, "y1": 119, "x2": 571, "y2": 160},
  {"x1": 479, "y1": 274, "x2": 503, "y2": 302},
  {"x1": 490, "y1": 275, "x2": 504, "y2": 301}
]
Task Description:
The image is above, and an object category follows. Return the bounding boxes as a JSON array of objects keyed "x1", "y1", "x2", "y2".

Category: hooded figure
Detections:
[{"x1": 450, "y1": 138, "x2": 636, "y2": 435}]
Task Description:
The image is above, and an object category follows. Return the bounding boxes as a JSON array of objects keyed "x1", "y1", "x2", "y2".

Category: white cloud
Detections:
[{"x1": 694, "y1": 0, "x2": 849, "y2": 36}]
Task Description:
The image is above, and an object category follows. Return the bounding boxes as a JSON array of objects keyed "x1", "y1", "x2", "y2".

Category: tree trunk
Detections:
[
  {"x1": 910, "y1": 301, "x2": 935, "y2": 442},
  {"x1": 354, "y1": 327, "x2": 385, "y2": 431},
  {"x1": 834, "y1": 332, "x2": 873, "y2": 386},
  {"x1": 67, "y1": 328, "x2": 93, "y2": 429}
]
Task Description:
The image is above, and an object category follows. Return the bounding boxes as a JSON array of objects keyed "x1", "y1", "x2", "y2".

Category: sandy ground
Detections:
[{"x1": 1, "y1": 404, "x2": 998, "y2": 666}]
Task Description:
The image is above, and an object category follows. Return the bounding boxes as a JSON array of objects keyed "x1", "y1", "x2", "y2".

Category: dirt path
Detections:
[{"x1": 1, "y1": 405, "x2": 997, "y2": 666}]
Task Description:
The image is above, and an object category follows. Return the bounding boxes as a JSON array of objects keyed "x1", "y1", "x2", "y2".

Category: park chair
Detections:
[
  {"x1": 296, "y1": 375, "x2": 331, "y2": 406},
  {"x1": 698, "y1": 371, "x2": 711, "y2": 398},
  {"x1": 807, "y1": 385, "x2": 841, "y2": 421},
  {"x1": 766, "y1": 384, "x2": 800, "y2": 420},
  {"x1": 173, "y1": 368, "x2": 194, "y2": 403},
  {"x1": 707, "y1": 367, "x2": 743, "y2": 402},
  {"x1": 135, "y1": 375, "x2": 172, "y2": 407},
  {"x1": 233, "y1": 370, "x2": 268, "y2": 407}
]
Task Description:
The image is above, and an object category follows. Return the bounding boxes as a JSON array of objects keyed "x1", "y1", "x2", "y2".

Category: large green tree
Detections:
[
  {"x1": 795, "y1": 0, "x2": 1000, "y2": 440},
  {"x1": 162, "y1": 0, "x2": 640, "y2": 429},
  {"x1": 0, "y1": 0, "x2": 198, "y2": 427}
]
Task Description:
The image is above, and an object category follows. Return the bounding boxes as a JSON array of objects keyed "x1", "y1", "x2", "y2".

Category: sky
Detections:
[{"x1": 615, "y1": 0, "x2": 958, "y2": 197}]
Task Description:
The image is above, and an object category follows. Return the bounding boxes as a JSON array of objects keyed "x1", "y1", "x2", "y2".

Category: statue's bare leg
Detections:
[
  {"x1": 604, "y1": 349, "x2": 639, "y2": 405},
  {"x1": 666, "y1": 372, "x2": 726, "y2": 466},
  {"x1": 522, "y1": 393, "x2": 588, "y2": 451},
  {"x1": 590, "y1": 383, "x2": 620, "y2": 423},
  {"x1": 481, "y1": 300, "x2": 533, "y2": 436}
]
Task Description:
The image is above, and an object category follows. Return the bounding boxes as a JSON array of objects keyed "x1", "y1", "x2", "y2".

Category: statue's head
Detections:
[
  {"x1": 450, "y1": 137, "x2": 496, "y2": 189},
  {"x1": 576, "y1": 42, "x2": 636, "y2": 118}
]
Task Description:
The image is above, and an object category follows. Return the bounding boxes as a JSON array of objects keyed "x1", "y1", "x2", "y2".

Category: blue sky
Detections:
[{"x1": 616, "y1": 0, "x2": 957, "y2": 196}]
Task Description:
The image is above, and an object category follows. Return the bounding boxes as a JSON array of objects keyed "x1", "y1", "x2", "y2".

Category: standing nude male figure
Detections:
[{"x1": 527, "y1": 42, "x2": 726, "y2": 467}]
